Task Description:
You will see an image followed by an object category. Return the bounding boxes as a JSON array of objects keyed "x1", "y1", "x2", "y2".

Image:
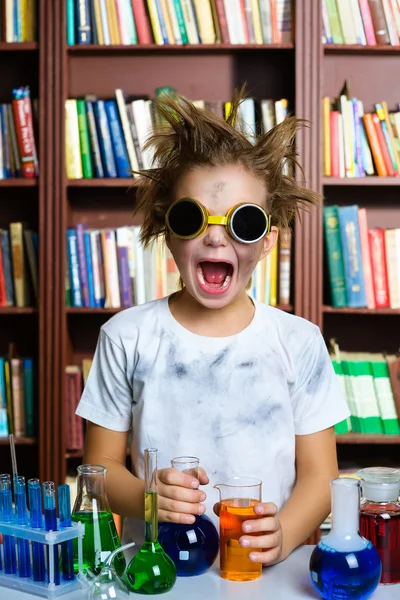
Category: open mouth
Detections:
[{"x1": 196, "y1": 260, "x2": 234, "y2": 295}]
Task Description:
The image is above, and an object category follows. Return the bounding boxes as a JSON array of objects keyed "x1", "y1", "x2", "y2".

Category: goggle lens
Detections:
[
  {"x1": 230, "y1": 204, "x2": 268, "y2": 242},
  {"x1": 167, "y1": 199, "x2": 204, "y2": 238}
]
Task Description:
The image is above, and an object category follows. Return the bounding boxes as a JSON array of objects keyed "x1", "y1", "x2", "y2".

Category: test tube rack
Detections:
[{"x1": 0, "y1": 519, "x2": 85, "y2": 598}]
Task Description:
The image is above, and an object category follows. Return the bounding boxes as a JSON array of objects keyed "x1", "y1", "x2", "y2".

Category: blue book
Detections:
[
  {"x1": 75, "y1": 0, "x2": 92, "y2": 45},
  {"x1": 1, "y1": 105, "x2": 12, "y2": 178},
  {"x1": 0, "y1": 358, "x2": 9, "y2": 437},
  {"x1": 104, "y1": 100, "x2": 131, "y2": 178},
  {"x1": 23, "y1": 359, "x2": 34, "y2": 437},
  {"x1": 67, "y1": 0, "x2": 75, "y2": 45},
  {"x1": 154, "y1": 0, "x2": 168, "y2": 44},
  {"x1": 84, "y1": 231, "x2": 95, "y2": 307},
  {"x1": 1, "y1": 231, "x2": 15, "y2": 306},
  {"x1": 67, "y1": 229, "x2": 83, "y2": 307},
  {"x1": 337, "y1": 205, "x2": 367, "y2": 308},
  {"x1": 93, "y1": 101, "x2": 117, "y2": 178},
  {"x1": 85, "y1": 100, "x2": 104, "y2": 178}
]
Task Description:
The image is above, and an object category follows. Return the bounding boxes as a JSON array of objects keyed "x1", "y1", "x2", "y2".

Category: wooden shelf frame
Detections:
[
  {"x1": 323, "y1": 176, "x2": 400, "y2": 186},
  {"x1": 324, "y1": 44, "x2": 400, "y2": 55},
  {"x1": 0, "y1": 42, "x2": 38, "y2": 51},
  {"x1": 336, "y1": 434, "x2": 400, "y2": 445},
  {"x1": 68, "y1": 43, "x2": 294, "y2": 54},
  {"x1": 323, "y1": 306, "x2": 400, "y2": 315},
  {"x1": 0, "y1": 178, "x2": 38, "y2": 187}
]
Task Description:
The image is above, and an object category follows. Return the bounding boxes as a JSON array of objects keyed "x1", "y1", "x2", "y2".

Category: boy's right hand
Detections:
[{"x1": 157, "y1": 467, "x2": 208, "y2": 524}]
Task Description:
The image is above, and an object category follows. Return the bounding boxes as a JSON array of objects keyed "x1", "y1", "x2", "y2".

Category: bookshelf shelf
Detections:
[
  {"x1": 0, "y1": 437, "x2": 36, "y2": 445},
  {"x1": 323, "y1": 306, "x2": 400, "y2": 315},
  {"x1": 323, "y1": 177, "x2": 400, "y2": 186},
  {"x1": 324, "y1": 44, "x2": 400, "y2": 55},
  {"x1": 68, "y1": 43, "x2": 294, "y2": 54},
  {"x1": 65, "y1": 448, "x2": 130, "y2": 459},
  {"x1": 0, "y1": 179, "x2": 38, "y2": 187},
  {"x1": 67, "y1": 178, "x2": 137, "y2": 188},
  {"x1": 0, "y1": 307, "x2": 38, "y2": 314},
  {"x1": 0, "y1": 42, "x2": 38, "y2": 51},
  {"x1": 336, "y1": 434, "x2": 400, "y2": 445}
]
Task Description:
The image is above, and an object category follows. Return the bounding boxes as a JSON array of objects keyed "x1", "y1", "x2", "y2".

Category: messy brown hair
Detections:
[{"x1": 133, "y1": 86, "x2": 320, "y2": 246}]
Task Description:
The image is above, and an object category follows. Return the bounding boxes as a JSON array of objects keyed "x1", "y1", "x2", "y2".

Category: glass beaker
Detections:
[
  {"x1": 158, "y1": 456, "x2": 219, "y2": 576},
  {"x1": 214, "y1": 477, "x2": 263, "y2": 582},
  {"x1": 71, "y1": 464, "x2": 125, "y2": 576},
  {"x1": 358, "y1": 466, "x2": 400, "y2": 585},
  {"x1": 125, "y1": 448, "x2": 176, "y2": 594},
  {"x1": 309, "y1": 477, "x2": 381, "y2": 600}
]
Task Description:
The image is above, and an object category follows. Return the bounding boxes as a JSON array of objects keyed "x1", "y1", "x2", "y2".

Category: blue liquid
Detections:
[
  {"x1": 309, "y1": 541, "x2": 382, "y2": 600},
  {"x1": 17, "y1": 538, "x2": 31, "y2": 577},
  {"x1": 158, "y1": 515, "x2": 219, "y2": 576},
  {"x1": 32, "y1": 541, "x2": 46, "y2": 582},
  {"x1": 44, "y1": 507, "x2": 60, "y2": 585},
  {"x1": 4, "y1": 535, "x2": 17, "y2": 574}
]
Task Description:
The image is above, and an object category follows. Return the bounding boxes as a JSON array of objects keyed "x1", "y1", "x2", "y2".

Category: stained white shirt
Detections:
[{"x1": 76, "y1": 296, "x2": 350, "y2": 550}]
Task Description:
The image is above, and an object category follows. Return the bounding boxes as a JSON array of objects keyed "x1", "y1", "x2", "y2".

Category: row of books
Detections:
[
  {"x1": 66, "y1": 0, "x2": 293, "y2": 46},
  {"x1": 66, "y1": 225, "x2": 180, "y2": 308},
  {"x1": 0, "y1": 223, "x2": 38, "y2": 308},
  {"x1": 0, "y1": 87, "x2": 39, "y2": 179},
  {"x1": 323, "y1": 91, "x2": 400, "y2": 178},
  {"x1": 66, "y1": 224, "x2": 293, "y2": 309},
  {"x1": 322, "y1": 0, "x2": 400, "y2": 46},
  {"x1": 324, "y1": 205, "x2": 400, "y2": 309},
  {"x1": 0, "y1": 352, "x2": 35, "y2": 439},
  {"x1": 0, "y1": 0, "x2": 37, "y2": 43},
  {"x1": 65, "y1": 88, "x2": 289, "y2": 179},
  {"x1": 65, "y1": 358, "x2": 91, "y2": 451},
  {"x1": 331, "y1": 341, "x2": 400, "y2": 436}
]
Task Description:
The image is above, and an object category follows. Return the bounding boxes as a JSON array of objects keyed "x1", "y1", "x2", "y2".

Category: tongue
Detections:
[{"x1": 201, "y1": 262, "x2": 230, "y2": 284}]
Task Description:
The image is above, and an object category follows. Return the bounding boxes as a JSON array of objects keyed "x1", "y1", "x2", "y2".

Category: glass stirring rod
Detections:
[
  {"x1": 0, "y1": 474, "x2": 17, "y2": 574},
  {"x1": 43, "y1": 481, "x2": 60, "y2": 585},
  {"x1": 15, "y1": 476, "x2": 31, "y2": 577},
  {"x1": 28, "y1": 479, "x2": 46, "y2": 581},
  {"x1": 58, "y1": 484, "x2": 75, "y2": 580}
]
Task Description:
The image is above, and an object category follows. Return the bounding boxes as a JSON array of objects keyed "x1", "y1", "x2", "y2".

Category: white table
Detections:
[{"x1": 1, "y1": 545, "x2": 399, "y2": 599}]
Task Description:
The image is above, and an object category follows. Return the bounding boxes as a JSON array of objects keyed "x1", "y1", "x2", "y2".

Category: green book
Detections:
[
  {"x1": 173, "y1": 0, "x2": 188, "y2": 44},
  {"x1": 347, "y1": 356, "x2": 383, "y2": 435},
  {"x1": 23, "y1": 359, "x2": 35, "y2": 437},
  {"x1": 323, "y1": 206, "x2": 348, "y2": 307},
  {"x1": 332, "y1": 358, "x2": 350, "y2": 434},
  {"x1": 370, "y1": 355, "x2": 400, "y2": 435},
  {"x1": 76, "y1": 100, "x2": 93, "y2": 179},
  {"x1": 341, "y1": 359, "x2": 359, "y2": 433},
  {"x1": 325, "y1": 0, "x2": 344, "y2": 44}
]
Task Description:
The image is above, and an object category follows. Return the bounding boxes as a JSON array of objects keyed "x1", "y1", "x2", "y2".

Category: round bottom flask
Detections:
[
  {"x1": 158, "y1": 456, "x2": 219, "y2": 577},
  {"x1": 309, "y1": 478, "x2": 381, "y2": 600}
]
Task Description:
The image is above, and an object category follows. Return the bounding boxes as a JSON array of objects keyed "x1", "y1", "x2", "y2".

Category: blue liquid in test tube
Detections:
[
  {"x1": 58, "y1": 484, "x2": 75, "y2": 581},
  {"x1": 43, "y1": 481, "x2": 60, "y2": 585},
  {"x1": 28, "y1": 478, "x2": 46, "y2": 582},
  {"x1": 15, "y1": 476, "x2": 31, "y2": 577},
  {"x1": 0, "y1": 474, "x2": 17, "y2": 574}
]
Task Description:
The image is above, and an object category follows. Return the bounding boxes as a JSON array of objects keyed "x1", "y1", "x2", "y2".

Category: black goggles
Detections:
[{"x1": 165, "y1": 198, "x2": 271, "y2": 244}]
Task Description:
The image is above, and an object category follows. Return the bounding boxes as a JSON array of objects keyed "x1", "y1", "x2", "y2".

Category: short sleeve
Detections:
[
  {"x1": 75, "y1": 328, "x2": 133, "y2": 431},
  {"x1": 291, "y1": 329, "x2": 350, "y2": 435}
]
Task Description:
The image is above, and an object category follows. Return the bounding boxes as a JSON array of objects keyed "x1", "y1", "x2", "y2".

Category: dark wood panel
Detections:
[
  {"x1": 323, "y1": 312, "x2": 400, "y2": 353},
  {"x1": 0, "y1": 187, "x2": 39, "y2": 228},
  {"x1": 324, "y1": 45, "x2": 400, "y2": 55},
  {"x1": 337, "y1": 434, "x2": 400, "y2": 445},
  {"x1": 0, "y1": 51, "x2": 39, "y2": 101}
]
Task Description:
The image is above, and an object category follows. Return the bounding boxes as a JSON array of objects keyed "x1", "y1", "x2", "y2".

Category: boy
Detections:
[{"x1": 76, "y1": 89, "x2": 350, "y2": 566}]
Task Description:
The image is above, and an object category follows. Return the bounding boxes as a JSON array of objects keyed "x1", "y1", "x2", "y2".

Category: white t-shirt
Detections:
[{"x1": 76, "y1": 296, "x2": 350, "y2": 550}]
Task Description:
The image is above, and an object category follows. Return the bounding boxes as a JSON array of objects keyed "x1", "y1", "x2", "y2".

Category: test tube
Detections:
[
  {"x1": 43, "y1": 481, "x2": 60, "y2": 585},
  {"x1": 15, "y1": 476, "x2": 31, "y2": 577},
  {"x1": 58, "y1": 484, "x2": 75, "y2": 581},
  {"x1": 28, "y1": 478, "x2": 46, "y2": 582},
  {"x1": 0, "y1": 474, "x2": 17, "y2": 574}
]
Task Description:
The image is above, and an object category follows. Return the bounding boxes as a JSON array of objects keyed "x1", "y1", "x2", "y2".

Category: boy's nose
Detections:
[{"x1": 203, "y1": 225, "x2": 229, "y2": 247}]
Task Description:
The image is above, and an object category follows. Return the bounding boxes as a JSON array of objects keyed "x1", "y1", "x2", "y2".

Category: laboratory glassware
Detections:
[
  {"x1": 309, "y1": 477, "x2": 381, "y2": 600},
  {"x1": 28, "y1": 478, "x2": 46, "y2": 582},
  {"x1": 158, "y1": 456, "x2": 219, "y2": 576},
  {"x1": 43, "y1": 481, "x2": 61, "y2": 585},
  {"x1": 0, "y1": 473, "x2": 17, "y2": 574},
  {"x1": 15, "y1": 475, "x2": 31, "y2": 577},
  {"x1": 214, "y1": 476, "x2": 263, "y2": 581}
]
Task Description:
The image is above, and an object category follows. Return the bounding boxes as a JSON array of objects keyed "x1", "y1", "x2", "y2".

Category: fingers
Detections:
[
  {"x1": 198, "y1": 467, "x2": 209, "y2": 485},
  {"x1": 158, "y1": 480, "x2": 206, "y2": 505},
  {"x1": 158, "y1": 509, "x2": 197, "y2": 525},
  {"x1": 242, "y1": 515, "x2": 279, "y2": 534},
  {"x1": 158, "y1": 467, "x2": 201, "y2": 490},
  {"x1": 159, "y1": 496, "x2": 206, "y2": 517},
  {"x1": 248, "y1": 547, "x2": 281, "y2": 565},
  {"x1": 253, "y1": 502, "x2": 277, "y2": 517},
  {"x1": 239, "y1": 531, "x2": 281, "y2": 550}
]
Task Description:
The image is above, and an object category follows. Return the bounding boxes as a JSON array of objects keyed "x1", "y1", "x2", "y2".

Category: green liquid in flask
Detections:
[
  {"x1": 72, "y1": 511, "x2": 125, "y2": 576},
  {"x1": 126, "y1": 454, "x2": 176, "y2": 595}
]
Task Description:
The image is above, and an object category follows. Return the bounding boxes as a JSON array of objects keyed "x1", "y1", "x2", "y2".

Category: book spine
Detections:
[
  {"x1": 12, "y1": 94, "x2": 35, "y2": 178},
  {"x1": 278, "y1": 228, "x2": 291, "y2": 305},
  {"x1": 131, "y1": 0, "x2": 153, "y2": 44},
  {"x1": 75, "y1": 224, "x2": 90, "y2": 307},
  {"x1": 67, "y1": 229, "x2": 83, "y2": 307},
  {"x1": 23, "y1": 358, "x2": 34, "y2": 437},
  {"x1": 323, "y1": 206, "x2": 348, "y2": 307},
  {"x1": 76, "y1": 0, "x2": 92, "y2": 44},
  {"x1": 368, "y1": 228, "x2": 390, "y2": 307},
  {"x1": 84, "y1": 230, "x2": 96, "y2": 308},
  {"x1": 76, "y1": 99, "x2": 94, "y2": 178},
  {"x1": 384, "y1": 229, "x2": 400, "y2": 308},
  {"x1": 104, "y1": 99, "x2": 131, "y2": 177},
  {"x1": 338, "y1": 205, "x2": 367, "y2": 307},
  {"x1": 94, "y1": 100, "x2": 117, "y2": 177},
  {"x1": 85, "y1": 100, "x2": 104, "y2": 178},
  {"x1": 1, "y1": 231, "x2": 15, "y2": 305},
  {"x1": 357, "y1": 208, "x2": 375, "y2": 309},
  {"x1": 368, "y1": 0, "x2": 390, "y2": 44},
  {"x1": 358, "y1": 0, "x2": 378, "y2": 44}
]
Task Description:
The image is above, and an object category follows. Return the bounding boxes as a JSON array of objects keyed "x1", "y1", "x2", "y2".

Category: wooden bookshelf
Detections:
[
  {"x1": 323, "y1": 177, "x2": 400, "y2": 186},
  {"x1": 323, "y1": 306, "x2": 400, "y2": 315},
  {"x1": 0, "y1": 42, "x2": 38, "y2": 51},
  {"x1": 324, "y1": 44, "x2": 400, "y2": 55},
  {"x1": 67, "y1": 178, "x2": 137, "y2": 187},
  {"x1": 0, "y1": 178, "x2": 38, "y2": 187},
  {"x1": 0, "y1": 307, "x2": 38, "y2": 314},
  {"x1": 68, "y1": 43, "x2": 295, "y2": 54},
  {"x1": 0, "y1": 437, "x2": 36, "y2": 445}
]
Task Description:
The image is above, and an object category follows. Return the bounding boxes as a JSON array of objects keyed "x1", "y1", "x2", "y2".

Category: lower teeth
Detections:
[{"x1": 197, "y1": 266, "x2": 231, "y2": 288}]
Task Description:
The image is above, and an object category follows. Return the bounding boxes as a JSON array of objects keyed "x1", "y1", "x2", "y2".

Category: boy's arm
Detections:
[{"x1": 277, "y1": 425, "x2": 338, "y2": 561}]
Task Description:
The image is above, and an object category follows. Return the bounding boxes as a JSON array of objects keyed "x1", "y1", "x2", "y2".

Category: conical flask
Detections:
[
  {"x1": 309, "y1": 477, "x2": 381, "y2": 600},
  {"x1": 158, "y1": 456, "x2": 219, "y2": 576},
  {"x1": 71, "y1": 464, "x2": 125, "y2": 576},
  {"x1": 125, "y1": 448, "x2": 176, "y2": 594}
]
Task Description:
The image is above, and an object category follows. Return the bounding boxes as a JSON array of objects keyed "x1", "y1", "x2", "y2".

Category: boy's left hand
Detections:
[{"x1": 239, "y1": 502, "x2": 283, "y2": 565}]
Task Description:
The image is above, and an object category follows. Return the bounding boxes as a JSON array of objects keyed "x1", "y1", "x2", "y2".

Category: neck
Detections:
[{"x1": 169, "y1": 289, "x2": 255, "y2": 337}]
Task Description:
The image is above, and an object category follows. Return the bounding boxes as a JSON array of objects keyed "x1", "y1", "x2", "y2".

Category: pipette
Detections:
[
  {"x1": 43, "y1": 481, "x2": 60, "y2": 585},
  {"x1": 58, "y1": 483, "x2": 75, "y2": 581},
  {"x1": 28, "y1": 478, "x2": 46, "y2": 582},
  {"x1": 0, "y1": 473, "x2": 17, "y2": 574},
  {"x1": 15, "y1": 475, "x2": 31, "y2": 577}
]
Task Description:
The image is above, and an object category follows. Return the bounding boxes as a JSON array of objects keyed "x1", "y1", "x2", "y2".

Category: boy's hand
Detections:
[
  {"x1": 157, "y1": 467, "x2": 209, "y2": 524},
  {"x1": 239, "y1": 502, "x2": 283, "y2": 565}
]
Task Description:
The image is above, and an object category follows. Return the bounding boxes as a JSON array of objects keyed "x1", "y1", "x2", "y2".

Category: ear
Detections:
[{"x1": 258, "y1": 226, "x2": 279, "y2": 262}]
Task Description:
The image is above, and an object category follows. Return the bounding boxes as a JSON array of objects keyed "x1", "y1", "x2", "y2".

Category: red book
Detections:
[
  {"x1": 372, "y1": 114, "x2": 395, "y2": 176},
  {"x1": 213, "y1": 0, "x2": 230, "y2": 43},
  {"x1": 131, "y1": 0, "x2": 152, "y2": 44},
  {"x1": 330, "y1": 111, "x2": 340, "y2": 177},
  {"x1": 368, "y1": 229, "x2": 390, "y2": 308},
  {"x1": 12, "y1": 97, "x2": 35, "y2": 178}
]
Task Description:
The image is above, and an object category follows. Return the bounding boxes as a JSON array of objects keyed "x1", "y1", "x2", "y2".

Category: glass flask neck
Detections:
[
  {"x1": 74, "y1": 464, "x2": 111, "y2": 513},
  {"x1": 331, "y1": 478, "x2": 360, "y2": 535},
  {"x1": 144, "y1": 449, "x2": 158, "y2": 543}
]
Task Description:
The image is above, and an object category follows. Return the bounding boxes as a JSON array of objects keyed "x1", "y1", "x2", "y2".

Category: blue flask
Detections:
[
  {"x1": 309, "y1": 477, "x2": 381, "y2": 600},
  {"x1": 158, "y1": 456, "x2": 219, "y2": 577}
]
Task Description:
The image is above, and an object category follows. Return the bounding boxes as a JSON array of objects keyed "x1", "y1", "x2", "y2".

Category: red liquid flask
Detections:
[{"x1": 358, "y1": 467, "x2": 400, "y2": 585}]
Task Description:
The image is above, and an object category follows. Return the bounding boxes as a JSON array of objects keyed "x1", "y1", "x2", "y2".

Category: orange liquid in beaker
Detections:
[{"x1": 220, "y1": 498, "x2": 262, "y2": 581}]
